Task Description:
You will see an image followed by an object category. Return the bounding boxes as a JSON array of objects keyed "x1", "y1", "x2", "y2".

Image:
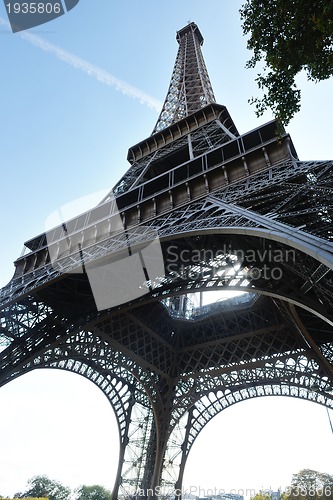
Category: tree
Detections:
[
  {"x1": 240, "y1": 0, "x2": 333, "y2": 124},
  {"x1": 74, "y1": 484, "x2": 112, "y2": 500},
  {"x1": 14, "y1": 475, "x2": 71, "y2": 500},
  {"x1": 250, "y1": 493, "x2": 273, "y2": 500},
  {"x1": 284, "y1": 469, "x2": 333, "y2": 500}
]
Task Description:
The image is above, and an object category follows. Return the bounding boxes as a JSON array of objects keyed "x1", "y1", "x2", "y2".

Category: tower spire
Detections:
[{"x1": 152, "y1": 22, "x2": 216, "y2": 134}]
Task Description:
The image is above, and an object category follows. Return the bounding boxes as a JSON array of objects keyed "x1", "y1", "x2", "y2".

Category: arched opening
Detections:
[
  {"x1": 0, "y1": 369, "x2": 120, "y2": 498},
  {"x1": 183, "y1": 396, "x2": 333, "y2": 497}
]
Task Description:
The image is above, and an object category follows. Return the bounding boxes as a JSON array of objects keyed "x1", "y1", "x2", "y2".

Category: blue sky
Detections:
[{"x1": 0, "y1": 0, "x2": 333, "y2": 496}]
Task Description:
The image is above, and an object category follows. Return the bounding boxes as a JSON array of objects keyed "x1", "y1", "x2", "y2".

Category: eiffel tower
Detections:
[{"x1": 1, "y1": 22, "x2": 333, "y2": 499}]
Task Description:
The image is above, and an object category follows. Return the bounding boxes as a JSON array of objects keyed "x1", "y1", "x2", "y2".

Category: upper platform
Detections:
[{"x1": 128, "y1": 103, "x2": 239, "y2": 164}]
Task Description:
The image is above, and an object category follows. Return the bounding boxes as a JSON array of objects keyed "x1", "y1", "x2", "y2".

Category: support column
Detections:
[
  {"x1": 111, "y1": 396, "x2": 135, "y2": 500},
  {"x1": 174, "y1": 408, "x2": 194, "y2": 499}
]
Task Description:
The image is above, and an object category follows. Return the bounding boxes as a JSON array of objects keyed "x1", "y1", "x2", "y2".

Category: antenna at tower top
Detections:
[{"x1": 152, "y1": 22, "x2": 216, "y2": 134}]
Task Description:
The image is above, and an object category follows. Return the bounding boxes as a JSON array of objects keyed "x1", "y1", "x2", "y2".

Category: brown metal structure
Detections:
[{"x1": 1, "y1": 22, "x2": 333, "y2": 499}]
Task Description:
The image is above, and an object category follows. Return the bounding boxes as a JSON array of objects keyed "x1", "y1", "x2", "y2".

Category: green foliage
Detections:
[
  {"x1": 11, "y1": 475, "x2": 112, "y2": 500},
  {"x1": 250, "y1": 493, "x2": 272, "y2": 500},
  {"x1": 285, "y1": 469, "x2": 333, "y2": 500},
  {"x1": 240, "y1": 0, "x2": 333, "y2": 124},
  {"x1": 292, "y1": 468, "x2": 333, "y2": 489},
  {"x1": 74, "y1": 484, "x2": 112, "y2": 500},
  {"x1": 14, "y1": 475, "x2": 70, "y2": 500}
]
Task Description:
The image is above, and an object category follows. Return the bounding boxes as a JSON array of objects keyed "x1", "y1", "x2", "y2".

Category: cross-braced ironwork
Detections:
[
  {"x1": 152, "y1": 23, "x2": 216, "y2": 134},
  {"x1": 1, "y1": 22, "x2": 333, "y2": 499}
]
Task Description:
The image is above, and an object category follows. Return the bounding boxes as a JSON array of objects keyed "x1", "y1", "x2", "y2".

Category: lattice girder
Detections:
[
  {"x1": 153, "y1": 23, "x2": 216, "y2": 134},
  {"x1": 0, "y1": 298, "x2": 54, "y2": 350},
  {"x1": 159, "y1": 347, "x2": 333, "y2": 491}
]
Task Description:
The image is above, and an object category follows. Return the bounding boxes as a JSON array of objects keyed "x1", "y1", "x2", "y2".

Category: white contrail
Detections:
[{"x1": 0, "y1": 17, "x2": 162, "y2": 111}]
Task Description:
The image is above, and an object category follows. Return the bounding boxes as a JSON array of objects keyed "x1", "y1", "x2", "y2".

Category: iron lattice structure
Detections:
[
  {"x1": 1, "y1": 22, "x2": 333, "y2": 498},
  {"x1": 152, "y1": 23, "x2": 216, "y2": 134}
]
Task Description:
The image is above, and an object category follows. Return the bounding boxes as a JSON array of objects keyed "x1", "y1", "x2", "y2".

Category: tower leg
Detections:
[
  {"x1": 111, "y1": 397, "x2": 135, "y2": 500},
  {"x1": 174, "y1": 410, "x2": 193, "y2": 500}
]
